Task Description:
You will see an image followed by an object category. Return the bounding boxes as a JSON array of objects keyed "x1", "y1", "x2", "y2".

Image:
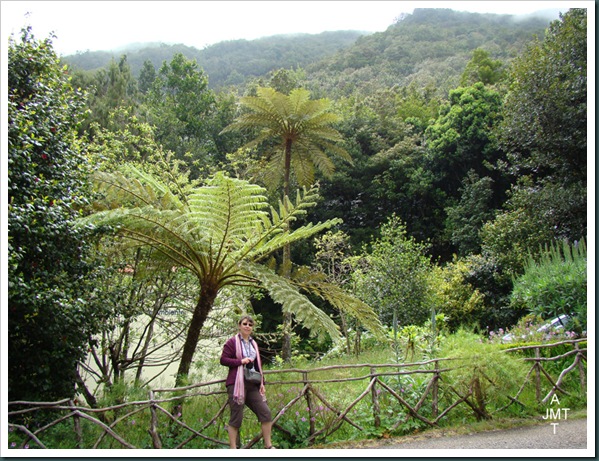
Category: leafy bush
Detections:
[
  {"x1": 8, "y1": 28, "x2": 110, "y2": 402},
  {"x1": 510, "y1": 239, "x2": 586, "y2": 333},
  {"x1": 428, "y1": 257, "x2": 486, "y2": 331},
  {"x1": 349, "y1": 215, "x2": 432, "y2": 327}
]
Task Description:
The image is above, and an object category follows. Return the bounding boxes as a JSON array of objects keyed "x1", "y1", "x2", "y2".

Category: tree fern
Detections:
[
  {"x1": 221, "y1": 86, "x2": 352, "y2": 193},
  {"x1": 81, "y1": 165, "x2": 343, "y2": 383}
]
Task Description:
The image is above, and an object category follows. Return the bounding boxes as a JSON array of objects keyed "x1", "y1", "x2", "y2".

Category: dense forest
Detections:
[{"x1": 8, "y1": 8, "x2": 587, "y2": 404}]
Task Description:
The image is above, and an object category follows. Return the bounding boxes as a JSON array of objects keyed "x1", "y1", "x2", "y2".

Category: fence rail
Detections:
[{"x1": 8, "y1": 339, "x2": 586, "y2": 449}]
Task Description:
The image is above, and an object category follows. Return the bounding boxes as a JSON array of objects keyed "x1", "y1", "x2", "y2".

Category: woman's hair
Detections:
[{"x1": 238, "y1": 315, "x2": 255, "y2": 326}]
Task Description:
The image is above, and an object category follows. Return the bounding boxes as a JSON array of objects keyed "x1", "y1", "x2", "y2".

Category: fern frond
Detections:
[
  {"x1": 291, "y1": 267, "x2": 387, "y2": 340},
  {"x1": 187, "y1": 172, "x2": 270, "y2": 244},
  {"x1": 323, "y1": 288, "x2": 387, "y2": 340},
  {"x1": 248, "y1": 262, "x2": 341, "y2": 342},
  {"x1": 290, "y1": 151, "x2": 316, "y2": 186},
  {"x1": 92, "y1": 166, "x2": 185, "y2": 211}
]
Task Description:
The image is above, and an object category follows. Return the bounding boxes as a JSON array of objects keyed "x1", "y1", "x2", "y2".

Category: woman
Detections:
[{"x1": 220, "y1": 315, "x2": 275, "y2": 449}]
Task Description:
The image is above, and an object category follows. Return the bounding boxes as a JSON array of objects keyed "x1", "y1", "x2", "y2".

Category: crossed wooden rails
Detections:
[{"x1": 8, "y1": 339, "x2": 586, "y2": 449}]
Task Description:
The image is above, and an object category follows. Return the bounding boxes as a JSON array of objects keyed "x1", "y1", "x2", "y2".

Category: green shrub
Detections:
[{"x1": 510, "y1": 239, "x2": 586, "y2": 333}]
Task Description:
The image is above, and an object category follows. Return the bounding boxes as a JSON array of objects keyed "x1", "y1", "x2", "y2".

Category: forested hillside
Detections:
[
  {"x1": 9, "y1": 7, "x2": 586, "y2": 405},
  {"x1": 62, "y1": 30, "x2": 365, "y2": 88},
  {"x1": 62, "y1": 9, "x2": 553, "y2": 92},
  {"x1": 305, "y1": 8, "x2": 554, "y2": 97}
]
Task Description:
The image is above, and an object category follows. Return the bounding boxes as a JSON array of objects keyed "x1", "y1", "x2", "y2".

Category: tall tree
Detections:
[
  {"x1": 145, "y1": 53, "x2": 217, "y2": 177},
  {"x1": 222, "y1": 86, "x2": 352, "y2": 360},
  {"x1": 460, "y1": 48, "x2": 506, "y2": 87},
  {"x1": 83, "y1": 55, "x2": 139, "y2": 134},
  {"x1": 483, "y1": 8, "x2": 587, "y2": 281},
  {"x1": 138, "y1": 59, "x2": 157, "y2": 94},
  {"x1": 83, "y1": 167, "x2": 342, "y2": 384},
  {"x1": 8, "y1": 28, "x2": 108, "y2": 401},
  {"x1": 425, "y1": 82, "x2": 504, "y2": 198},
  {"x1": 350, "y1": 215, "x2": 432, "y2": 329},
  {"x1": 424, "y1": 82, "x2": 506, "y2": 258},
  {"x1": 498, "y1": 8, "x2": 587, "y2": 186}
]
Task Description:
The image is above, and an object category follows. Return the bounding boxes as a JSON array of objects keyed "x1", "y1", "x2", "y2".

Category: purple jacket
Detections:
[{"x1": 220, "y1": 335, "x2": 263, "y2": 386}]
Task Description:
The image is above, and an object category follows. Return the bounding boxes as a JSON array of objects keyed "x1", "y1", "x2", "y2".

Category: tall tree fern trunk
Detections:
[
  {"x1": 281, "y1": 140, "x2": 293, "y2": 362},
  {"x1": 175, "y1": 282, "x2": 217, "y2": 386},
  {"x1": 281, "y1": 244, "x2": 293, "y2": 362}
]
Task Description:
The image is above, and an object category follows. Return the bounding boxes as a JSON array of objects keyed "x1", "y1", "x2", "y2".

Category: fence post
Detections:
[
  {"x1": 148, "y1": 391, "x2": 162, "y2": 449},
  {"x1": 370, "y1": 367, "x2": 380, "y2": 428},
  {"x1": 303, "y1": 372, "x2": 316, "y2": 444},
  {"x1": 534, "y1": 347, "x2": 542, "y2": 401},
  {"x1": 575, "y1": 342, "x2": 586, "y2": 392},
  {"x1": 69, "y1": 400, "x2": 82, "y2": 449},
  {"x1": 432, "y1": 360, "x2": 439, "y2": 418}
]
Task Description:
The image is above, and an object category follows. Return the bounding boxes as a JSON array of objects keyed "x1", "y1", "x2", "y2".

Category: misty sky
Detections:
[{"x1": 2, "y1": 1, "x2": 586, "y2": 56}]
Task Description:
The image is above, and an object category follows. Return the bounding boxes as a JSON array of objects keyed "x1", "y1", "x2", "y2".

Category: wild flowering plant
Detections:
[{"x1": 488, "y1": 314, "x2": 579, "y2": 344}]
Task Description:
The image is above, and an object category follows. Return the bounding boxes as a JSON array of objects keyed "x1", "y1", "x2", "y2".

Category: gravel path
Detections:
[
  {"x1": 372, "y1": 418, "x2": 588, "y2": 450},
  {"x1": 313, "y1": 417, "x2": 591, "y2": 453}
]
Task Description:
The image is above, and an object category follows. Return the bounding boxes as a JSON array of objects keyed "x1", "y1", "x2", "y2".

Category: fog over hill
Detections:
[
  {"x1": 62, "y1": 7, "x2": 563, "y2": 91},
  {"x1": 63, "y1": 30, "x2": 367, "y2": 88}
]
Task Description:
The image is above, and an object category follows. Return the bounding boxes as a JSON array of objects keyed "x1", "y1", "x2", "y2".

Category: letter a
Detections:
[{"x1": 550, "y1": 395, "x2": 560, "y2": 405}]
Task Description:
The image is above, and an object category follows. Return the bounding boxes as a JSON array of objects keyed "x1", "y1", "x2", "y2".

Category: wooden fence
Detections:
[{"x1": 7, "y1": 339, "x2": 586, "y2": 450}]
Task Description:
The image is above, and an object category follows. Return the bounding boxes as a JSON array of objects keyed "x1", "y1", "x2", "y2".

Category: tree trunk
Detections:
[
  {"x1": 135, "y1": 315, "x2": 156, "y2": 384},
  {"x1": 340, "y1": 312, "x2": 351, "y2": 354},
  {"x1": 175, "y1": 283, "x2": 217, "y2": 387},
  {"x1": 281, "y1": 139, "x2": 294, "y2": 362}
]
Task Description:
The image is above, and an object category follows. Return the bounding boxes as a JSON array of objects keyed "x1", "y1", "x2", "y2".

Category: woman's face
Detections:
[{"x1": 239, "y1": 318, "x2": 254, "y2": 335}]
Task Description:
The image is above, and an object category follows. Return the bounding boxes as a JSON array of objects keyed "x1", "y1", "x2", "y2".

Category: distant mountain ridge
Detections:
[
  {"x1": 62, "y1": 30, "x2": 367, "y2": 88},
  {"x1": 303, "y1": 8, "x2": 558, "y2": 97},
  {"x1": 62, "y1": 7, "x2": 564, "y2": 92}
]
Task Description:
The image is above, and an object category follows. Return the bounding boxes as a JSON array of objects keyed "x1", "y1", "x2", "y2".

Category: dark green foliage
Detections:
[
  {"x1": 138, "y1": 59, "x2": 156, "y2": 94},
  {"x1": 445, "y1": 172, "x2": 496, "y2": 255},
  {"x1": 479, "y1": 10, "x2": 587, "y2": 301},
  {"x1": 81, "y1": 55, "x2": 139, "y2": 135},
  {"x1": 498, "y1": 9, "x2": 587, "y2": 185},
  {"x1": 425, "y1": 82, "x2": 503, "y2": 197},
  {"x1": 487, "y1": 9, "x2": 587, "y2": 269},
  {"x1": 462, "y1": 254, "x2": 517, "y2": 332},
  {"x1": 8, "y1": 28, "x2": 108, "y2": 401},
  {"x1": 145, "y1": 53, "x2": 218, "y2": 177}
]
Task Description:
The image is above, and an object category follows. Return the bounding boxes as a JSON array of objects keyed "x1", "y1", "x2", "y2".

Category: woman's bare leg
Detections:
[
  {"x1": 262, "y1": 421, "x2": 273, "y2": 448},
  {"x1": 227, "y1": 425, "x2": 239, "y2": 449}
]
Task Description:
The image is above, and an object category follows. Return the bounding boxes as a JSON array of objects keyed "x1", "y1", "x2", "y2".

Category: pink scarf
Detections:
[{"x1": 233, "y1": 334, "x2": 263, "y2": 405}]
